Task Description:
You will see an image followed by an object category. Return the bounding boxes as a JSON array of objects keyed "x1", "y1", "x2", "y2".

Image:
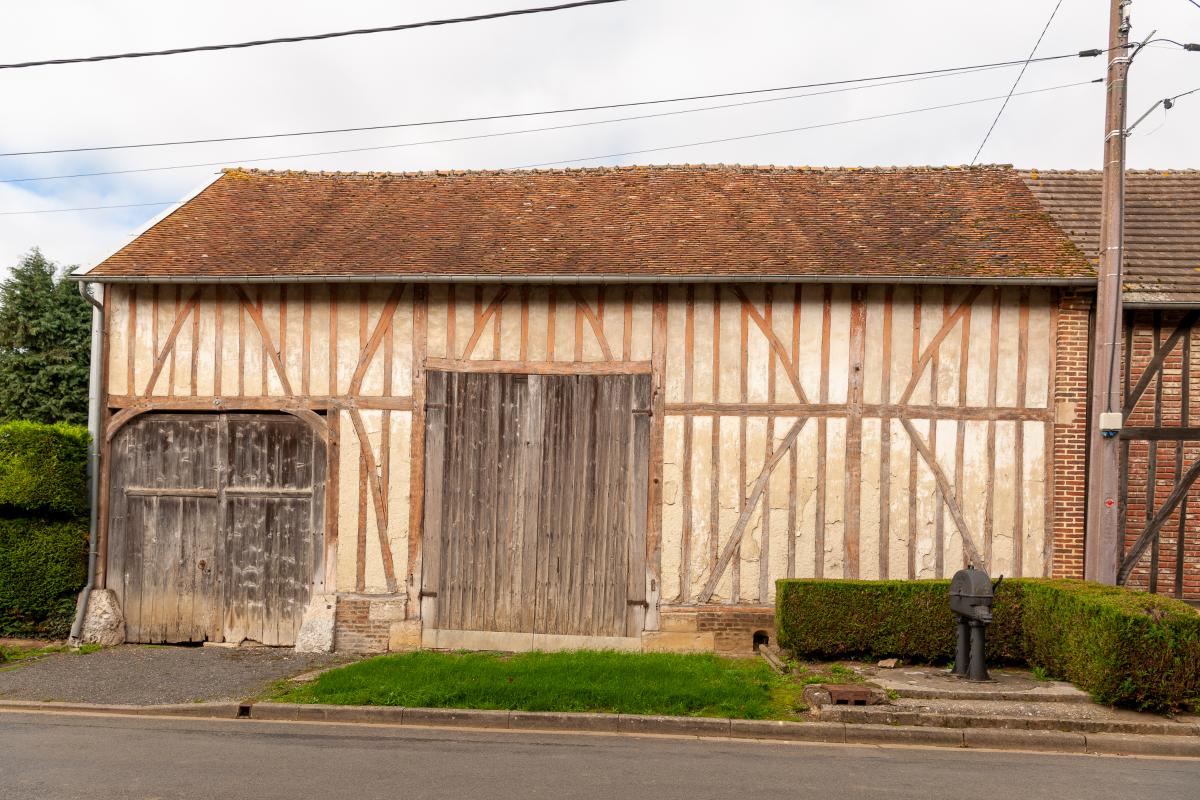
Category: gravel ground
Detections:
[{"x1": 0, "y1": 645, "x2": 340, "y2": 705}]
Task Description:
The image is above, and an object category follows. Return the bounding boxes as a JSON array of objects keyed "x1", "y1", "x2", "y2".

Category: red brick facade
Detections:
[
  {"x1": 1051, "y1": 289, "x2": 1092, "y2": 580},
  {"x1": 1122, "y1": 311, "x2": 1200, "y2": 598}
]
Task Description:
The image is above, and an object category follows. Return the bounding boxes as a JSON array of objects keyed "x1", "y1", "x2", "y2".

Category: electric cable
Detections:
[
  {"x1": 971, "y1": 0, "x2": 1064, "y2": 164},
  {"x1": 0, "y1": 1, "x2": 629, "y2": 70}
]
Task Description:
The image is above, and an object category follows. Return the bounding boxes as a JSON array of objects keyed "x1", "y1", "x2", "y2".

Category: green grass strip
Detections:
[{"x1": 272, "y1": 650, "x2": 798, "y2": 719}]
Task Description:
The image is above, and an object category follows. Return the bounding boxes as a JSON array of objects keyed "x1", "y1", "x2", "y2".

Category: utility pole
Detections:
[{"x1": 1084, "y1": 0, "x2": 1132, "y2": 584}]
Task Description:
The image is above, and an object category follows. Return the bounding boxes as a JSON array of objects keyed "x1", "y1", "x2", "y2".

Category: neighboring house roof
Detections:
[
  {"x1": 80, "y1": 164, "x2": 1095, "y2": 284},
  {"x1": 1021, "y1": 169, "x2": 1200, "y2": 307}
]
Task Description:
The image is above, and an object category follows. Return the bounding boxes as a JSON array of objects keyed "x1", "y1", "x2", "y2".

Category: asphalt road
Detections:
[{"x1": 1, "y1": 711, "x2": 1196, "y2": 800}]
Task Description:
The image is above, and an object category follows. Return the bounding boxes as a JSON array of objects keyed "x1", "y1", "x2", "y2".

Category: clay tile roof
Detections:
[
  {"x1": 1022, "y1": 169, "x2": 1200, "y2": 307},
  {"x1": 82, "y1": 164, "x2": 1094, "y2": 283}
]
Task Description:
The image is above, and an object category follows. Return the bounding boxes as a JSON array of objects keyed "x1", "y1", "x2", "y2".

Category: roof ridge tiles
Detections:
[{"x1": 221, "y1": 163, "x2": 1020, "y2": 180}]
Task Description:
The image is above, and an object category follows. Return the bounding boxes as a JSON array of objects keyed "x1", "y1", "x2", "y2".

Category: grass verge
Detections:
[{"x1": 269, "y1": 650, "x2": 820, "y2": 719}]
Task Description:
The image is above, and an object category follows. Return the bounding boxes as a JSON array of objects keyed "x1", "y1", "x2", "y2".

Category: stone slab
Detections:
[
  {"x1": 728, "y1": 719, "x2": 846, "y2": 742},
  {"x1": 403, "y1": 707, "x2": 512, "y2": 729},
  {"x1": 844, "y1": 724, "x2": 965, "y2": 748},
  {"x1": 509, "y1": 711, "x2": 621, "y2": 733},
  {"x1": 1085, "y1": 733, "x2": 1200, "y2": 758},
  {"x1": 963, "y1": 728, "x2": 1086, "y2": 753},
  {"x1": 641, "y1": 631, "x2": 716, "y2": 653},
  {"x1": 617, "y1": 714, "x2": 731, "y2": 737}
]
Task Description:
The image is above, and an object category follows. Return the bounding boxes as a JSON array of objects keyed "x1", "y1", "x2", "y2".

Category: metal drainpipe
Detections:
[{"x1": 69, "y1": 281, "x2": 104, "y2": 646}]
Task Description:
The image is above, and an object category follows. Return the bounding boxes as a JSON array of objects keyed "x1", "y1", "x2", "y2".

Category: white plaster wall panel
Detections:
[
  {"x1": 388, "y1": 410, "x2": 413, "y2": 586},
  {"x1": 525, "y1": 286, "x2": 550, "y2": 362},
  {"x1": 132, "y1": 284, "x2": 155, "y2": 396},
  {"x1": 995, "y1": 290, "x2": 1021, "y2": 407},
  {"x1": 936, "y1": 290, "x2": 965, "y2": 407},
  {"x1": 887, "y1": 286, "x2": 916, "y2": 405},
  {"x1": 739, "y1": 416, "x2": 769, "y2": 601},
  {"x1": 712, "y1": 414, "x2": 741, "y2": 601},
  {"x1": 171, "y1": 287, "x2": 195, "y2": 397},
  {"x1": 336, "y1": 415, "x2": 360, "y2": 593},
  {"x1": 194, "y1": 287, "x2": 217, "y2": 397},
  {"x1": 990, "y1": 420, "x2": 1017, "y2": 578},
  {"x1": 1025, "y1": 292, "x2": 1052, "y2": 409},
  {"x1": 629, "y1": 285, "x2": 654, "y2": 362},
  {"x1": 910, "y1": 419, "x2": 938, "y2": 578},
  {"x1": 826, "y1": 285, "x2": 852, "y2": 405},
  {"x1": 691, "y1": 286, "x2": 715, "y2": 404},
  {"x1": 791, "y1": 418, "x2": 819, "y2": 579},
  {"x1": 360, "y1": 409, "x2": 388, "y2": 592},
  {"x1": 858, "y1": 417, "x2": 883, "y2": 580},
  {"x1": 498, "y1": 288, "x2": 523, "y2": 362},
  {"x1": 796, "y1": 284, "x2": 824, "y2": 404},
  {"x1": 908, "y1": 288, "x2": 937, "y2": 406},
  {"x1": 356, "y1": 287, "x2": 387, "y2": 396},
  {"x1": 396, "y1": 293, "x2": 415, "y2": 397},
  {"x1": 965, "y1": 290, "x2": 995, "y2": 408},
  {"x1": 717, "y1": 289, "x2": 741, "y2": 403},
  {"x1": 937, "y1": 419, "x2": 964, "y2": 572},
  {"x1": 767, "y1": 285, "x2": 799, "y2": 404},
  {"x1": 106, "y1": 286, "x2": 129, "y2": 396},
  {"x1": 886, "y1": 418, "x2": 913, "y2": 579},
  {"x1": 861, "y1": 286, "x2": 886, "y2": 407},
  {"x1": 660, "y1": 415, "x2": 685, "y2": 604},
  {"x1": 961, "y1": 419, "x2": 990, "y2": 571},
  {"x1": 688, "y1": 414, "x2": 715, "y2": 601},
  {"x1": 334, "y1": 287, "x2": 360, "y2": 396},
  {"x1": 307, "y1": 284, "x2": 331, "y2": 397},
  {"x1": 425, "y1": 284, "x2": 449, "y2": 360},
  {"x1": 1023, "y1": 420, "x2": 1047, "y2": 577},
  {"x1": 823, "y1": 417, "x2": 847, "y2": 577},
  {"x1": 664, "y1": 286, "x2": 687, "y2": 403}
]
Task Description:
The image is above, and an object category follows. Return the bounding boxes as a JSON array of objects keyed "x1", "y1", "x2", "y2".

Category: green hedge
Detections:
[
  {"x1": 0, "y1": 421, "x2": 89, "y2": 517},
  {"x1": 775, "y1": 579, "x2": 1026, "y2": 664},
  {"x1": 776, "y1": 578, "x2": 1200, "y2": 712},
  {"x1": 0, "y1": 517, "x2": 88, "y2": 637}
]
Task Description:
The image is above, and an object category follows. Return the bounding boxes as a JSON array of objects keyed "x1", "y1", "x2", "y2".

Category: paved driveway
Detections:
[{"x1": 0, "y1": 645, "x2": 337, "y2": 705}]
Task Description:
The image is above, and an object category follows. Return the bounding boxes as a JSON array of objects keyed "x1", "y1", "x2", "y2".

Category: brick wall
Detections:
[
  {"x1": 1051, "y1": 289, "x2": 1092, "y2": 579},
  {"x1": 695, "y1": 606, "x2": 776, "y2": 655},
  {"x1": 1122, "y1": 311, "x2": 1200, "y2": 598},
  {"x1": 333, "y1": 598, "x2": 393, "y2": 653}
]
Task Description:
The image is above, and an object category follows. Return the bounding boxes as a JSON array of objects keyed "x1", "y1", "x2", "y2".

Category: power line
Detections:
[
  {"x1": 0, "y1": 49, "x2": 1109, "y2": 159},
  {"x1": 1183, "y1": 0, "x2": 1200, "y2": 11},
  {"x1": 0, "y1": 79, "x2": 1099, "y2": 216},
  {"x1": 0, "y1": 0, "x2": 628, "y2": 71},
  {"x1": 516, "y1": 79, "x2": 1100, "y2": 169},
  {"x1": 0, "y1": 201, "x2": 175, "y2": 216},
  {"x1": 971, "y1": 0, "x2": 1064, "y2": 164},
  {"x1": 0, "y1": 64, "x2": 1035, "y2": 185}
]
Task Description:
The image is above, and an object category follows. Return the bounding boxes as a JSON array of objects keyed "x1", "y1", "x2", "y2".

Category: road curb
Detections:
[{"x1": 2, "y1": 700, "x2": 1196, "y2": 757}]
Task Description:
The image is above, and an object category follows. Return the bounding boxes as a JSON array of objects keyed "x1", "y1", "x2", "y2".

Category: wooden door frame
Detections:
[{"x1": 416, "y1": 364, "x2": 657, "y2": 644}]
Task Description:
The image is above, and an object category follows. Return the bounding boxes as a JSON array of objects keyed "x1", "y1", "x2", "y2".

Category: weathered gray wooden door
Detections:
[
  {"x1": 421, "y1": 371, "x2": 650, "y2": 641},
  {"x1": 106, "y1": 413, "x2": 325, "y2": 645}
]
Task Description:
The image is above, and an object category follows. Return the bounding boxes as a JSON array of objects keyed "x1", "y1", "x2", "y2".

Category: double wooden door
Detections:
[
  {"x1": 106, "y1": 413, "x2": 325, "y2": 645},
  {"x1": 421, "y1": 371, "x2": 651, "y2": 640}
]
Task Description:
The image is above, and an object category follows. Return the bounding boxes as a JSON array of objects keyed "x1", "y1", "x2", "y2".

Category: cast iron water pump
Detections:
[{"x1": 949, "y1": 565, "x2": 1001, "y2": 682}]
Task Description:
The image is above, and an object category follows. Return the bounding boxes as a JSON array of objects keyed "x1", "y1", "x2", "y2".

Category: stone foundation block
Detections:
[
  {"x1": 295, "y1": 594, "x2": 337, "y2": 653},
  {"x1": 388, "y1": 620, "x2": 422, "y2": 651},
  {"x1": 658, "y1": 611, "x2": 699, "y2": 632},
  {"x1": 641, "y1": 631, "x2": 716, "y2": 653},
  {"x1": 77, "y1": 589, "x2": 125, "y2": 647}
]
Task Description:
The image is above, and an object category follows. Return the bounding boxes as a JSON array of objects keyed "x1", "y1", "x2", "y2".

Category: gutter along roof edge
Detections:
[{"x1": 71, "y1": 273, "x2": 1098, "y2": 286}]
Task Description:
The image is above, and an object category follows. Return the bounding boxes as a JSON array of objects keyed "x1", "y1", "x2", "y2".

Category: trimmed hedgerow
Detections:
[
  {"x1": 0, "y1": 421, "x2": 89, "y2": 517},
  {"x1": 1020, "y1": 580, "x2": 1200, "y2": 712},
  {"x1": 774, "y1": 579, "x2": 1025, "y2": 665},
  {"x1": 776, "y1": 578, "x2": 1200, "y2": 712},
  {"x1": 0, "y1": 517, "x2": 88, "y2": 637}
]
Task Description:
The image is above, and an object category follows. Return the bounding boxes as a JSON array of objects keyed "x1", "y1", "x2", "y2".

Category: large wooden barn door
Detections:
[
  {"x1": 421, "y1": 371, "x2": 650, "y2": 645},
  {"x1": 107, "y1": 413, "x2": 325, "y2": 645}
]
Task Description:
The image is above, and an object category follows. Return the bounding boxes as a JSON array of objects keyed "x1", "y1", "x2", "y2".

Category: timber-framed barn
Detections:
[{"x1": 70, "y1": 164, "x2": 1200, "y2": 654}]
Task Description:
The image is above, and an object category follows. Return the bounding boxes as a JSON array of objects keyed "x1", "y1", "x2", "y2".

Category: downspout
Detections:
[{"x1": 69, "y1": 281, "x2": 104, "y2": 646}]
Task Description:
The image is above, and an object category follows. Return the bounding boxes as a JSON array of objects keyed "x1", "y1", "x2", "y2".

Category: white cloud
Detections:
[{"x1": 2, "y1": 0, "x2": 1197, "y2": 277}]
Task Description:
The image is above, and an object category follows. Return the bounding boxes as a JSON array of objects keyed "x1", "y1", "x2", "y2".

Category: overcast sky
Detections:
[{"x1": 1, "y1": 0, "x2": 1197, "y2": 277}]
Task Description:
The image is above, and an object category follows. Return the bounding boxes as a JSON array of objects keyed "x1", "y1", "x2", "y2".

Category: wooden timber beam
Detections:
[
  {"x1": 567, "y1": 286, "x2": 614, "y2": 360},
  {"x1": 347, "y1": 284, "x2": 406, "y2": 395},
  {"x1": 460, "y1": 286, "x2": 510, "y2": 360},
  {"x1": 1120, "y1": 426, "x2": 1200, "y2": 441},
  {"x1": 424, "y1": 357, "x2": 651, "y2": 375},
  {"x1": 662, "y1": 402, "x2": 1053, "y2": 422},
  {"x1": 1123, "y1": 310, "x2": 1200, "y2": 416},
  {"x1": 234, "y1": 286, "x2": 295, "y2": 396},
  {"x1": 730, "y1": 286, "x2": 811, "y2": 405},
  {"x1": 1118, "y1": 453, "x2": 1200, "y2": 585},
  {"x1": 697, "y1": 416, "x2": 810, "y2": 604},
  {"x1": 897, "y1": 287, "x2": 983, "y2": 405},
  {"x1": 898, "y1": 417, "x2": 985, "y2": 569},
  {"x1": 347, "y1": 407, "x2": 399, "y2": 593},
  {"x1": 140, "y1": 288, "x2": 201, "y2": 396}
]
